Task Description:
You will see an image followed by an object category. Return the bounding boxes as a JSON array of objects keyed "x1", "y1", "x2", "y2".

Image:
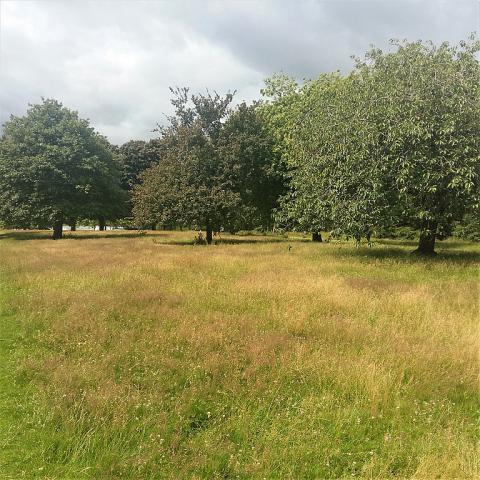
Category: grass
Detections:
[{"x1": 0, "y1": 230, "x2": 478, "y2": 479}]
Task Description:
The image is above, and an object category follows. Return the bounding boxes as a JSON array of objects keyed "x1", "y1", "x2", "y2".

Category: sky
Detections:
[{"x1": 0, "y1": 0, "x2": 478, "y2": 144}]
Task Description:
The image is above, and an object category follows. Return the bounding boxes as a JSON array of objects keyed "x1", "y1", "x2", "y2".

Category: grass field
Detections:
[{"x1": 0, "y1": 230, "x2": 478, "y2": 479}]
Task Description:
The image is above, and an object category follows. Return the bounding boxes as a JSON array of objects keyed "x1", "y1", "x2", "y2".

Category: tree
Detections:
[
  {"x1": 218, "y1": 102, "x2": 287, "y2": 231},
  {"x1": 288, "y1": 73, "x2": 396, "y2": 243},
  {"x1": 116, "y1": 139, "x2": 161, "y2": 229},
  {"x1": 133, "y1": 88, "x2": 241, "y2": 243},
  {"x1": 359, "y1": 38, "x2": 480, "y2": 254},
  {"x1": 272, "y1": 38, "x2": 480, "y2": 254},
  {"x1": 118, "y1": 139, "x2": 160, "y2": 190},
  {"x1": 133, "y1": 89, "x2": 285, "y2": 242},
  {"x1": 455, "y1": 213, "x2": 480, "y2": 242},
  {"x1": 260, "y1": 74, "x2": 333, "y2": 241},
  {"x1": 0, "y1": 99, "x2": 126, "y2": 238}
]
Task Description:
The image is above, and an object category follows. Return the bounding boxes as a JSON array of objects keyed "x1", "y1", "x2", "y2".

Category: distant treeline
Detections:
[{"x1": 0, "y1": 37, "x2": 479, "y2": 254}]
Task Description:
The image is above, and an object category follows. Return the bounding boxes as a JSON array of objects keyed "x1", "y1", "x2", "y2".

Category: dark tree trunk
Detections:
[
  {"x1": 206, "y1": 225, "x2": 213, "y2": 245},
  {"x1": 52, "y1": 220, "x2": 63, "y2": 240},
  {"x1": 99, "y1": 217, "x2": 106, "y2": 231},
  {"x1": 413, "y1": 222, "x2": 437, "y2": 255},
  {"x1": 151, "y1": 223, "x2": 157, "y2": 231},
  {"x1": 312, "y1": 232, "x2": 322, "y2": 242},
  {"x1": 69, "y1": 219, "x2": 76, "y2": 231}
]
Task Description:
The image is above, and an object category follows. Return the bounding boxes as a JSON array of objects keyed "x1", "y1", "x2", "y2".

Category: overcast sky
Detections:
[{"x1": 0, "y1": 0, "x2": 478, "y2": 144}]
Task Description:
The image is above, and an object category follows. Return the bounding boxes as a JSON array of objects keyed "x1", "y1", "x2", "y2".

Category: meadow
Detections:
[{"x1": 0, "y1": 230, "x2": 478, "y2": 479}]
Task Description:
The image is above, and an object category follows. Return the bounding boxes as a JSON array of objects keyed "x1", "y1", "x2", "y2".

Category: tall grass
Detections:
[{"x1": 0, "y1": 230, "x2": 478, "y2": 478}]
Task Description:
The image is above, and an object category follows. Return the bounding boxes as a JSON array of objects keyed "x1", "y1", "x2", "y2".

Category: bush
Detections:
[
  {"x1": 374, "y1": 226, "x2": 417, "y2": 240},
  {"x1": 454, "y1": 215, "x2": 480, "y2": 242}
]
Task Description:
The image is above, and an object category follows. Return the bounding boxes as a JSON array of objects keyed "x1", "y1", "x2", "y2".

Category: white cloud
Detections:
[{"x1": 0, "y1": 0, "x2": 477, "y2": 144}]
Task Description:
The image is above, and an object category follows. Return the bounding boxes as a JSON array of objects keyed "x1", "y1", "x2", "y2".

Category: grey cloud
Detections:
[
  {"x1": 0, "y1": 0, "x2": 477, "y2": 144},
  {"x1": 164, "y1": 0, "x2": 478, "y2": 76}
]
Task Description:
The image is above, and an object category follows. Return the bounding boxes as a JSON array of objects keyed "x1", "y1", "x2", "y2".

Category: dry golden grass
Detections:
[{"x1": 0, "y1": 229, "x2": 478, "y2": 479}]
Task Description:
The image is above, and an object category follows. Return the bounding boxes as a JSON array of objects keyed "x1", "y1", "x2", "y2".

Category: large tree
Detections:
[
  {"x1": 118, "y1": 139, "x2": 160, "y2": 191},
  {"x1": 116, "y1": 139, "x2": 161, "y2": 229},
  {"x1": 260, "y1": 74, "x2": 335, "y2": 242},
  {"x1": 362, "y1": 38, "x2": 480, "y2": 254},
  {"x1": 0, "y1": 99, "x2": 126, "y2": 238},
  {"x1": 218, "y1": 101, "x2": 287, "y2": 231},
  {"x1": 279, "y1": 73, "x2": 396, "y2": 243},
  {"x1": 133, "y1": 89, "x2": 284, "y2": 242},
  {"x1": 273, "y1": 38, "x2": 480, "y2": 253},
  {"x1": 133, "y1": 88, "x2": 241, "y2": 243}
]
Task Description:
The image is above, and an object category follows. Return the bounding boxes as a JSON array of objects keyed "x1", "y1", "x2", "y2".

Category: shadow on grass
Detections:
[
  {"x1": 159, "y1": 237, "x2": 299, "y2": 246},
  {"x1": 1, "y1": 231, "x2": 478, "y2": 265},
  {"x1": 330, "y1": 243, "x2": 479, "y2": 265},
  {"x1": 0, "y1": 230, "x2": 297, "y2": 245},
  {"x1": 375, "y1": 238, "x2": 478, "y2": 251},
  {"x1": 0, "y1": 230, "x2": 160, "y2": 241}
]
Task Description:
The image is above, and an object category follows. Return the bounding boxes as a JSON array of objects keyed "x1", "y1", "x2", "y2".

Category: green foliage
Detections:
[
  {"x1": 267, "y1": 37, "x2": 480, "y2": 252},
  {"x1": 118, "y1": 139, "x2": 161, "y2": 190},
  {"x1": 374, "y1": 226, "x2": 418, "y2": 240},
  {"x1": 133, "y1": 89, "x2": 240, "y2": 234},
  {"x1": 259, "y1": 73, "x2": 301, "y2": 159},
  {"x1": 265, "y1": 72, "x2": 395, "y2": 238},
  {"x1": 360, "y1": 37, "x2": 480, "y2": 252},
  {"x1": 219, "y1": 102, "x2": 287, "y2": 230},
  {"x1": 260, "y1": 74, "x2": 321, "y2": 233},
  {"x1": 0, "y1": 99, "x2": 127, "y2": 234},
  {"x1": 454, "y1": 214, "x2": 480, "y2": 241},
  {"x1": 133, "y1": 90, "x2": 284, "y2": 235},
  {"x1": 115, "y1": 139, "x2": 162, "y2": 227}
]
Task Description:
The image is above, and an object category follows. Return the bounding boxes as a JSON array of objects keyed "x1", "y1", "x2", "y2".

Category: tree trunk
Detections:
[
  {"x1": 69, "y1": 219, "x2": 76, "y2": 231},
  {"x1": 413, "y1": 222, "x2": 437, "y2": 255},
  {"x1": 312, "y1": 232, "x2": 322, "y2": 242},
  {"x1": 52, "y1": 220, "x2": 63, "y2": 240},
  {"x1": 151, "y1": 223, "x2": 157, "y2": 231},
  {"x1": 99, "y1": 217, "x2": 106, "y2": 231},
  {"x1": 206, "y1": 225, "x2": 213, "y2": 245}
]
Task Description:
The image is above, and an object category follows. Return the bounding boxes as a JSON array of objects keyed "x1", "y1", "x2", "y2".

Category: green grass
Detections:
[{"x1": 0, "y1": 230, "x2": 478, "y2": 478}]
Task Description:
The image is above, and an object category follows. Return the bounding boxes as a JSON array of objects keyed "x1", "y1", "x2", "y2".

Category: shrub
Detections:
[{"x1": 454, "y1": 215, "x2": 480, "y2": 242}]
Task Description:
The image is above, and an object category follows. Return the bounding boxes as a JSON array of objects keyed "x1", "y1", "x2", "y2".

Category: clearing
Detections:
[{"x1": 0, "y1": 230, "x2": 478, "y2": 478}]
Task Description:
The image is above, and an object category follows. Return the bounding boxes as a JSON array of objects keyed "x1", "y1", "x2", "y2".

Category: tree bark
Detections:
[
  {"x1": 413, "y1": 222, "x2": 437, "y2": 255},
  {"x1": 151, "y1": 223, "x2": 157, "y2": 231},
  {"x1": 52, "y1": 220, "x2": 63, "y2": 240},
  {"x1": 206, "y1": 225, "x2": 213, "y2": 245},
  {"x1": 69, "y1": 219, "x2": 76, "y2": 231},
  {"x1": 99, "y1": 217, "x2": 106, "y2": 231},
  {"x1": 312, "y1": 232, "x2": 322, "y2": 242}
]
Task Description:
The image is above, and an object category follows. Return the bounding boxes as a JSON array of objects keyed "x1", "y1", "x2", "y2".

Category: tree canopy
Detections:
[
  {"x1": 366, "y1": 38, "x2": 480, "y2": 253},
  {"x1": 133, "y1": 89, "x2": 284, "y2": 242},
  {"x1": 265, "y1": 37, "x2": 480, "y2": 253},
  {"x1": 0, "y1": 37, "x2": 478, "y2": 253},
  {"x1": 0, "y1": 99, "x2": 126, "y2": 238},
  {"x1": 218, "y1": 101, "x2": 286, "y2": 230},
  {"x1": 118, "y1": 139, "x2": 161, "y2": 191}
]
